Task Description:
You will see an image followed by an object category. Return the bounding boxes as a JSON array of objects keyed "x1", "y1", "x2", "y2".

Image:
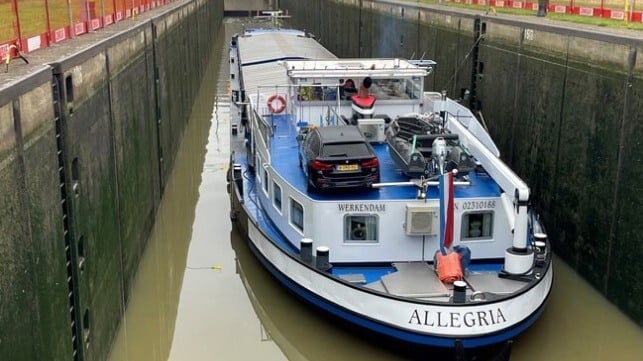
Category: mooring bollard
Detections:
[
  {"x1": 453, "y1": 280, "x2": 467, "y2": 304},
  {"x1": 300, "y1": 238, "x2": 313, "y2": 263},
  {"x1": 315, "y1": 246, "x2": 331, "y2": 271}
]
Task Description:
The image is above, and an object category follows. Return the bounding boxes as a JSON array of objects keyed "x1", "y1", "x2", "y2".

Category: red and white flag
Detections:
[{"x1": 439, "y1": 171, "x2": 455, "y2": 254}]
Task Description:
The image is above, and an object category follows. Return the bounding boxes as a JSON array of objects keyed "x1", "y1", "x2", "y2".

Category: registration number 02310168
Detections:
[{"x1": 337, "y1": 164, "x2": 359, "y2": 171}]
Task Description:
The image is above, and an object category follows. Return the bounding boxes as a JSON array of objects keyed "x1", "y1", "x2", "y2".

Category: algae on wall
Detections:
[
  {"x1": 478, "y1": 28, "x2": 642, "y2": 326},
  {"x1": 0, "y1": 69, "x2": 72, "y2": 361}
]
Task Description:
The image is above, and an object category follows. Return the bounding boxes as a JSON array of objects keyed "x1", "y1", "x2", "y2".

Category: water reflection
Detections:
[
  {"x1": 107, "y1": 20, "x2": 643, "y2": 361},
  {"x1": 106, "y1": 21, "x2": 225, "y2": 361},
  {"x1": 230, "y1": 230, "x2": 412, "y2": 361}
]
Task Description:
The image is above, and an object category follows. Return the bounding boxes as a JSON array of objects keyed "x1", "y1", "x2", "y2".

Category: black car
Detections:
[{"x1": 298, "y1": 126, "x2": 380, "y2": 192}]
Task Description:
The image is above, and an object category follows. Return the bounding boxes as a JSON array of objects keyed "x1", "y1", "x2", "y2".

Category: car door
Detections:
[{"x1": 301, "y1": 130, "x2": 319, "y2": 177}]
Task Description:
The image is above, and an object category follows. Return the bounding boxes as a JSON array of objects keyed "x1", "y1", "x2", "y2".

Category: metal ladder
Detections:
[{"x1": 52, "y1": 76, "x2": 84, "y2": 361}]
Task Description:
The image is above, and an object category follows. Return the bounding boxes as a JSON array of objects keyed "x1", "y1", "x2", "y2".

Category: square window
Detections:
[
  {"x1": 462, "y1": 212, "x2": 493, "y2": 240},
  {"x1": 290, "y1": 199, "x2": 304, "y2": 232},
  {"x1": 263, "y1": 166, "x2": 269, "y2": 194},
  {"x1": 273, "y1": 182, "x2": 282, "y2": 211},
  {"x1": 344, "y1": 215, "x2": 378, "y2": 242}
]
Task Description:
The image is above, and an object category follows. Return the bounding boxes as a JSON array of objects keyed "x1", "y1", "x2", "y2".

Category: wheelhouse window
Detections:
[
  {"x1": 290, "y1": 198, "x2": 304, "y2": 233},
  {"x1": 344, "y1": 215, "x2": 378, "y2": 243},
  {"x1": 298, "y1": 85, "x2": 337, "y2": 101},
  {"x1": 273, "y1": 182, "x2": 282, "y2": 212},
  {"x1": 364, "y1": 77, "x2": 422, "y2": 100},
  {"x1": 462, "y1": 212, "x2": 493, "y2": 240}
]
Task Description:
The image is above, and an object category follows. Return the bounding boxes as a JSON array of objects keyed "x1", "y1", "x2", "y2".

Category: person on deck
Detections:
[
  {"x1": 358, "y1": 76, "x2": 372, "y2": 98},
  {"x1": 341, "y1": 79, "x2": 357, "y2": 99}
]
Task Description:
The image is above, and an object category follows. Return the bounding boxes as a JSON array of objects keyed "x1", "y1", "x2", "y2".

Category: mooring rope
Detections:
[{"x1": 440, "y1": 34, "x2": 485, "y2": 92}]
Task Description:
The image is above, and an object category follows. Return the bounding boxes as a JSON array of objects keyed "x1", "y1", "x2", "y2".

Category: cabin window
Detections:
[
  {"x1": 262, "y1": 165, "x2": 269, "y2": 194},
  {"x1": 344, "y1": 215, "x2": 378, "y2": 243},
  {"x1": 407, "y1": 77, "x2": 422, "y2": 99},
  {"x1": 290, "y1": 198, "x2": 304, "y2": 233},
  {"x1": 273, "y1": 182, "x2": 282, "y2": 212},
  {"x1": 461, "y1": 212, "x2": 494, "y2": 240}
]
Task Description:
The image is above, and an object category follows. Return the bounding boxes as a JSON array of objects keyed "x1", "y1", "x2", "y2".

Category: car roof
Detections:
[{"x1": 315, "y1": 126, "x2": 365, "y2": 144}]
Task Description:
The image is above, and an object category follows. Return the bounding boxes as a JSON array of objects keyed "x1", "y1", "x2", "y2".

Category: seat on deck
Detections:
[
  {"x1": 351, "y1": 95, "x2": 376, "y2": 116},
  {"x1": 352, "y1": 94, "x2": 376, "y2": 109}
]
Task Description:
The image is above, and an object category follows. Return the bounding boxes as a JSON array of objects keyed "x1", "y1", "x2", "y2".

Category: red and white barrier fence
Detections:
[
  {"x1": 451, "y1": 0, "x2": 643, "y2": 22},
  {"x1": 1, "y1": 1, "x2": 175, "y2": 63}
]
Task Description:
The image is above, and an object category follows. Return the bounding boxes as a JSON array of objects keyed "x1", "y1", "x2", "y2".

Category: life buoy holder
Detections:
[{"x1": 267, "y1": 94, "x2": 286, "y2": 113}]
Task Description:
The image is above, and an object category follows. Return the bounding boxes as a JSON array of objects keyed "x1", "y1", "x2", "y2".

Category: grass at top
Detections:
[
  {"x1": 547, "y1": 12, "x2": 643, "y2": 29},
  {"x1": 0, "y1": 0, "x2": 78, "y2": 41},
  {"x1": 422, "y1": 1, "x2": 643, "y2": 31},
  {"x1": 0, "y1": 0, "x2": 125, "y2": 42}
]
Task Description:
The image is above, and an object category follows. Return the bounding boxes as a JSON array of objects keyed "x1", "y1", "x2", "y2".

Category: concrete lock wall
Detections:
[
  {"x1": 282, "y1": 0, "x2": 643, "y2": 325},
  {"x1": 0, "y1": 68, "x2": 70, "y2": 361},
  {"x1": 0, "y1": 1, "x2": 223, "y2": 360}
]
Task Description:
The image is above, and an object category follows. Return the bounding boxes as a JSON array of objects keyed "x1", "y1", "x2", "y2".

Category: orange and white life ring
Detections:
[{"x1": 267, "y1": 94, "x2": 286, "y2": 113}]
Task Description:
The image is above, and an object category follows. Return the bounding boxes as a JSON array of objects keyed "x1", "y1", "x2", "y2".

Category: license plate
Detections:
[{"x1": 337, "y1": 164, "x2": 359, "y2": 171}]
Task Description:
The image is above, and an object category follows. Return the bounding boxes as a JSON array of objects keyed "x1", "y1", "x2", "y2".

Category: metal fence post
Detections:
[
  {"x1": 68, "y1": 0, "x2": 75, "y2": 38},
  {"x1": 11, "y1": 0, "x2": 22, "y2": 42},
  {"x1": 44, "y1": 0, "x2": 52, "y2": 45},
  {"x1": 537, "y1": 0, "x2": 547, "y2": 16}
]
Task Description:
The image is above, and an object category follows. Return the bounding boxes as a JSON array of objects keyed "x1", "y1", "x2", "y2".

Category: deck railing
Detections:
[{"x1": 253, "y1": 83, "x2": 346, "y2": 129}]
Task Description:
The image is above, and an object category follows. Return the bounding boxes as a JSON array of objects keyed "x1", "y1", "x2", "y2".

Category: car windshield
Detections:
[{"x1": 322, "y1": 142, "x2": 371, "y2": 158}]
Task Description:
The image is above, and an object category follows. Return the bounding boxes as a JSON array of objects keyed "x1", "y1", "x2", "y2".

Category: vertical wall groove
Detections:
[{"x1": 51, "y1": 74, "x2": 84, "y2": 361}]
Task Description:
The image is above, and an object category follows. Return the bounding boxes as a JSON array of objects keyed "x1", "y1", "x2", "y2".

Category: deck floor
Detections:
[
  {"x1": 465, "y1": 272, "x2": 527, "y2": 294},
  {"x1": 341, "y1": 262, "x2": 527, "y2": 300},
  {"x1": 382, "y1": 262, "x2": 449, "y2": 298},
  {"x1": 268, "y1": 114, "x2": 501, "y2": 201}
]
